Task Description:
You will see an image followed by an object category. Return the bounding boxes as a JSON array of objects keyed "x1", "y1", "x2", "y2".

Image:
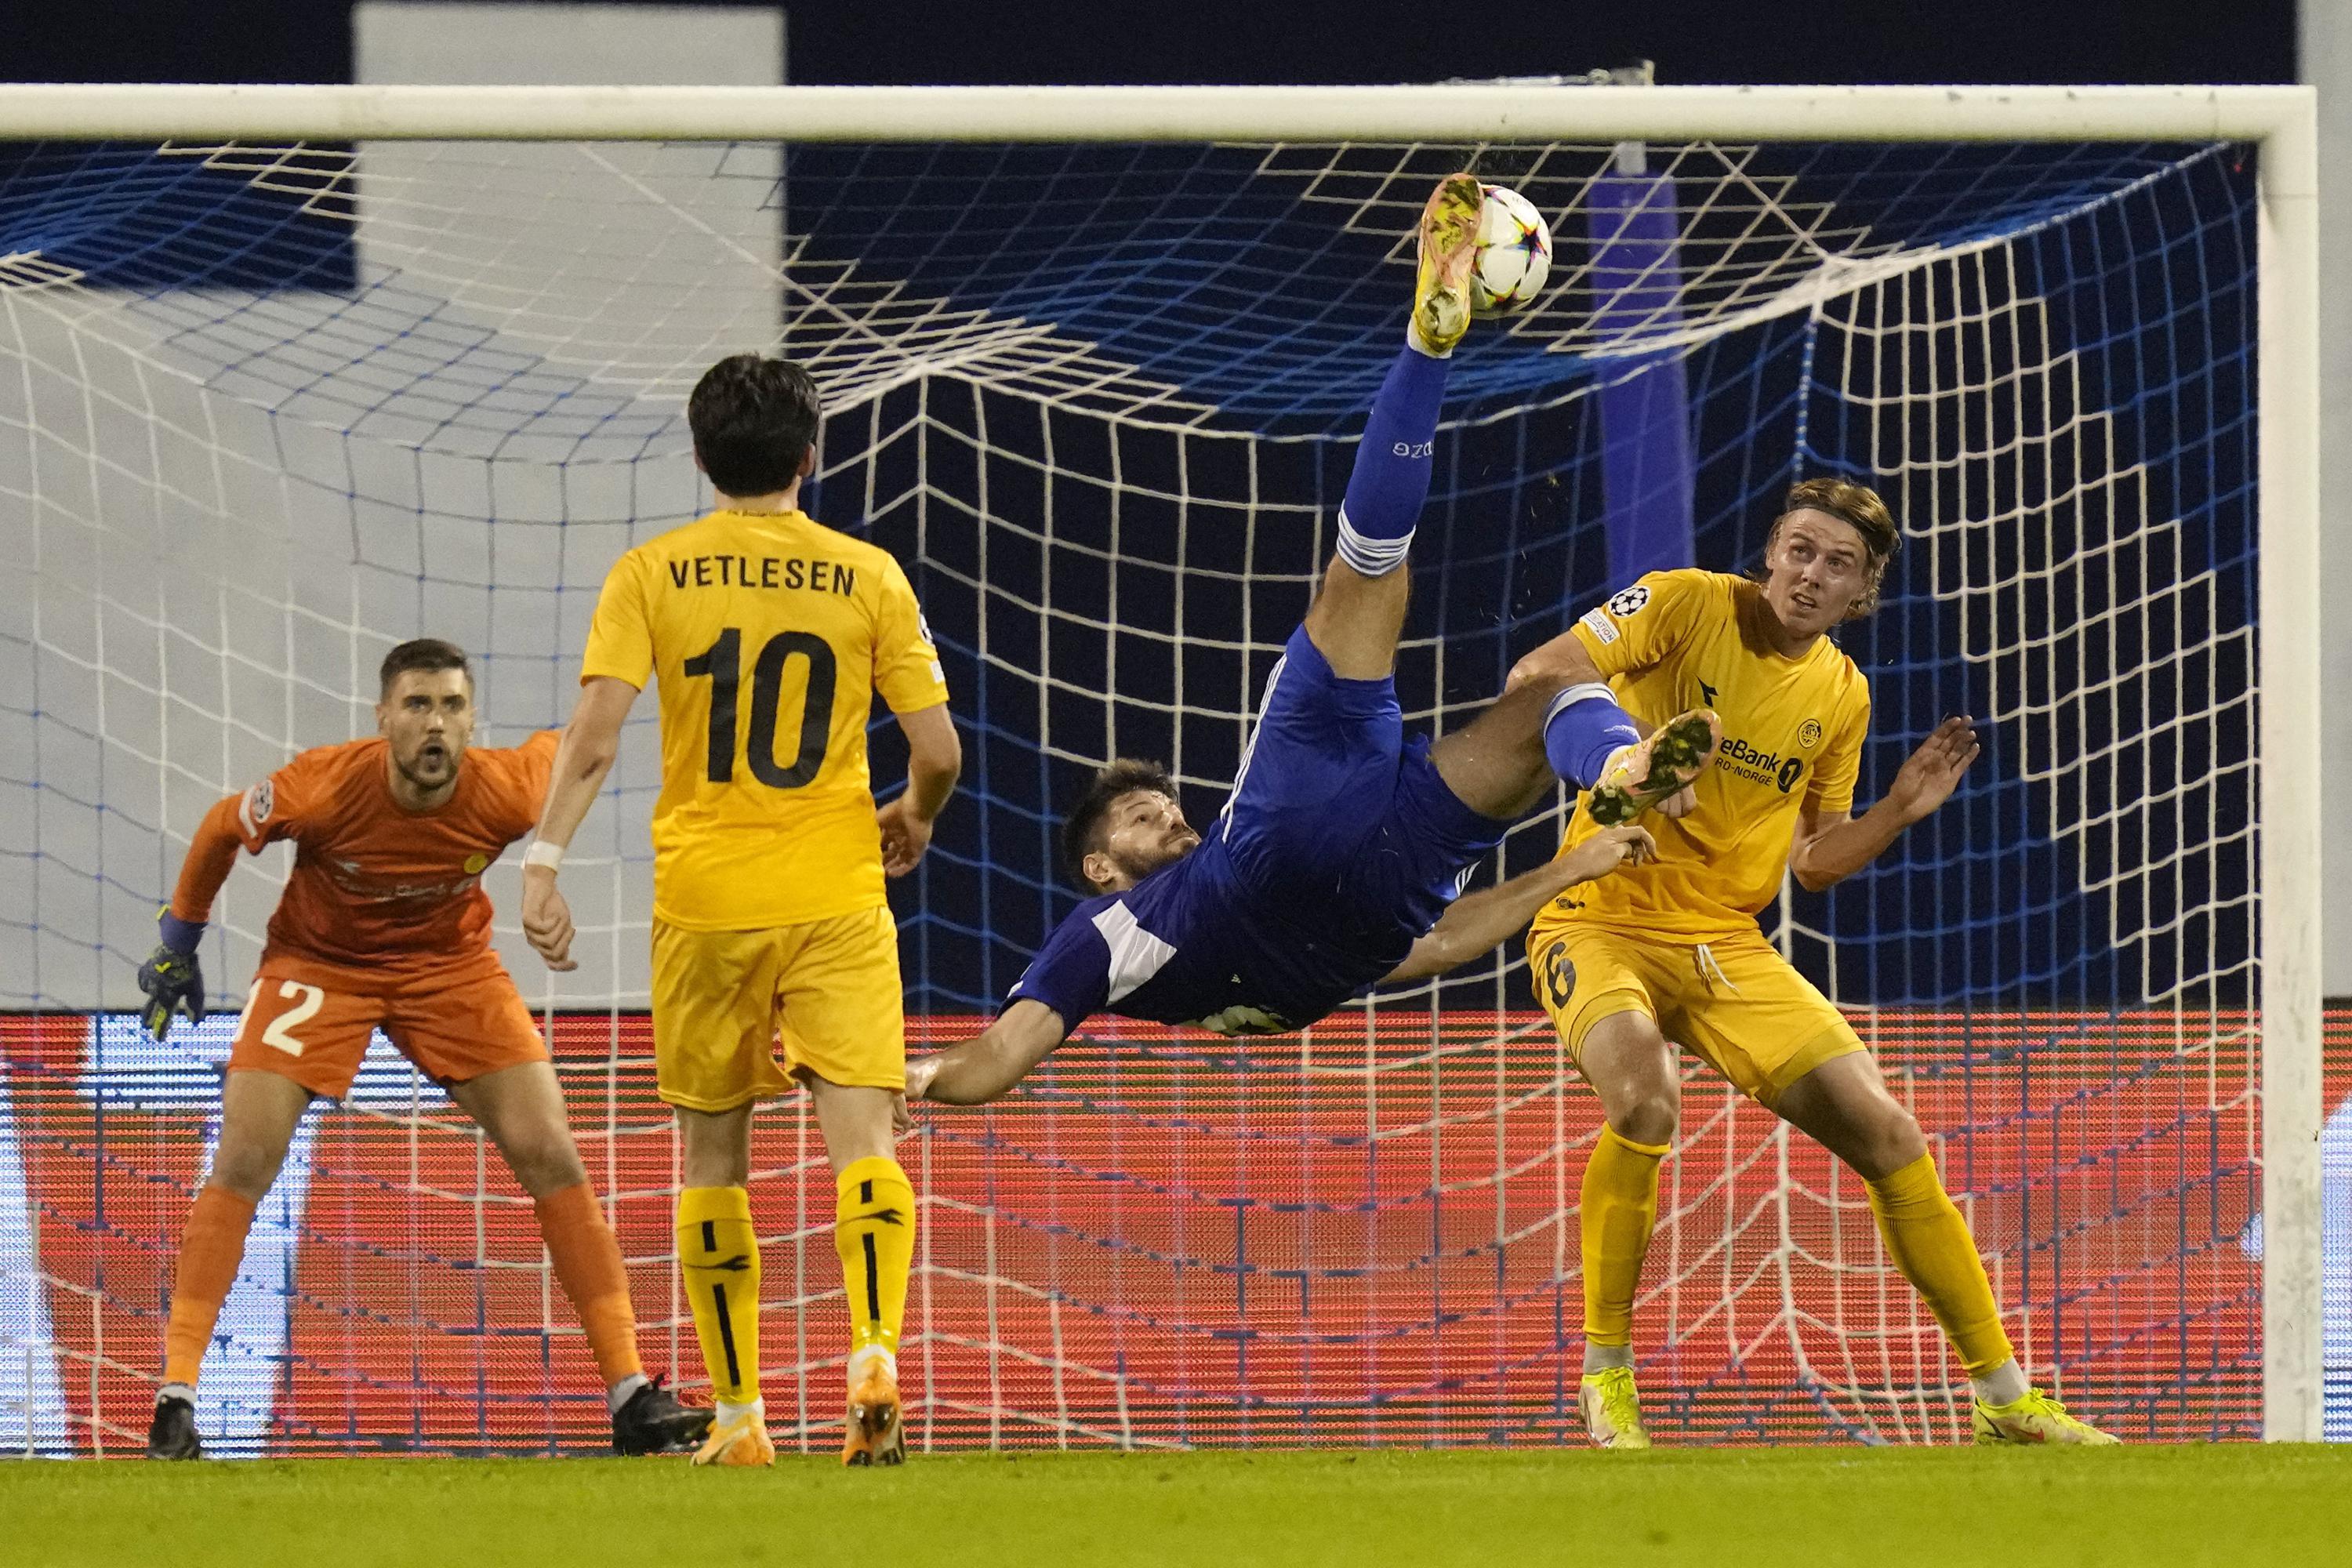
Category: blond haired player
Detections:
[
  {"x1": 1519, "y1": 479, "x2": 2116, "y2": 1448},
  {"x1": 522, "y1": 355, "x2": 960, "y2": 1468}
]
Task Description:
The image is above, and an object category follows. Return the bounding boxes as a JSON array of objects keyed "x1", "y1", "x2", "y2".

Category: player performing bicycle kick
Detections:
[{"x1": 904, "y1": 175, "x2": 1712, "y2": 1099}]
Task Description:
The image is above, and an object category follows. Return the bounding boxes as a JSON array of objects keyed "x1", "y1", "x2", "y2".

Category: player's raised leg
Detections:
[
  {"x1": 1298, "y1": 172, "x2": 1482, "y2": 680},
  {"x1": 1421, "y1": 620, "x2": 1722, "y2": 826},
  {"x1": 448, "y1": 1059, "x2": 711, "y2": 1454},
  {"x1": 1771, "y1": 1054, "x2": 2118, "y2": 1445},
  {"x1": 147, "y1": 1068, "x2": 310, "y2": 1459}
]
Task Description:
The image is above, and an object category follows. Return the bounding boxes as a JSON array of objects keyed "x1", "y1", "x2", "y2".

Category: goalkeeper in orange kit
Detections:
[{"x1": 134, "y1": 638, "x2": 709, "y2": 1459}]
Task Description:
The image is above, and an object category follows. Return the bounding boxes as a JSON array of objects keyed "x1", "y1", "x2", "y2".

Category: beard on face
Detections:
[
  {"x1": 395, "y1": 735, "x2": 459, "y2": 791},
  {"x1": 1112, "y1": 826, "x2": 1199, "y2": 884}
]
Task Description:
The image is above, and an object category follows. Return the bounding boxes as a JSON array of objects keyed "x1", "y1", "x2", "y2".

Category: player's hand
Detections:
[
  {"x1": 1559, "y1": 824, "x2": 1657, "y2": 884},
  {"x1": 891, "y1": 1091, "x2": 915, "y2": 1138},
  {"x1": 877, "y1": 797, "x2": 935, "y2": 877},
  {"x1": 1886, "y1": 716, "x2": 1980, "y2": 823},
  {"x1": 1656, "y1": 783, "x2": 1698, "y2": 818},
  {"x1": 520, "y1": 867, "x2": 578, "y2": 972},
  {"x1": 136, "y1": 944, "x2": 205, "y2": 1040},
  {"x1": 903, "y1": 1053, "x2": 940, "y2": 1103}
]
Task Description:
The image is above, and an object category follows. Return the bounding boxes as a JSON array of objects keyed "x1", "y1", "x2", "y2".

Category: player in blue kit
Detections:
[{"x1": 906, "y1": 174, "x2": 1719, "y2": 1107}]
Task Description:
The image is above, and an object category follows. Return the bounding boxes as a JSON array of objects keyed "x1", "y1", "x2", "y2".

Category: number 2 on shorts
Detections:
[{"x1": 242, "y1": 978, "x2": 326, "y2": 1056}]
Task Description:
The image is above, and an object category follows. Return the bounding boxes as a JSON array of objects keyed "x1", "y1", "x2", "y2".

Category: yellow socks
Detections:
[
  {"x1": 1581, "y1": 1126, "x2": 1668, "y2": 1350},
  {"x1": 1865, "y1": 1152, "x2": 2014, "y2": 1378},
  {"x1": 834, "y1": 1156, "x2": 916, "y2": 1370},
  {"x1": 677, "y1": 1185, "x2": 761, "y2": 1412}
]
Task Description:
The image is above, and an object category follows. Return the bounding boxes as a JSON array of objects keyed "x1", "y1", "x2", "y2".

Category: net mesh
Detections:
[{"x1": 0, "y1": 132, "x2": 2329, "y2": 1453}]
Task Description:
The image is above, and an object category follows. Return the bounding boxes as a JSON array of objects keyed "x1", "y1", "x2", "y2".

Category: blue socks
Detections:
[
  {"x1": 1543, "y1": 684, "x2": 1642, "y2": 790},
  {"x1": 1336, "y1": 338, "x2": 1451, "y2": 577}
]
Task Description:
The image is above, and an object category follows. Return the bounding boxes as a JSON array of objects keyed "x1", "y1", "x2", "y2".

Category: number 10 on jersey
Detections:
[{"x1": 683, "y1": 627, "x2": 837, "y2": 787}]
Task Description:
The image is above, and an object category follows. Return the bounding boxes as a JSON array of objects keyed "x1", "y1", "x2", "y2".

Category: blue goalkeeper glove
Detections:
[{"x1": 137, "y1": 909, "x2": 206, "y2": 1041}]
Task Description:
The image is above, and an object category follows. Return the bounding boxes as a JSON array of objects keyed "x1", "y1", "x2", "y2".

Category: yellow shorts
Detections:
[
  {"x1": 1527, "y1": 924, "x2": 1864, "y2": 1108},
  {"x1": 650, "y1": 906, "x2": 907, "y2": 1111}
]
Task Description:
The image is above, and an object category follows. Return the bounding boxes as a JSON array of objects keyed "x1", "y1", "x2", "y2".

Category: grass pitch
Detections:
[{"x1": 5, "y1": 1445, "x2": 2349, "y2": 1566}]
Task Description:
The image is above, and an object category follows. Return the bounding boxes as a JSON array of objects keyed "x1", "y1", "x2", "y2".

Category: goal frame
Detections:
[{"x1": 0, "y1": 80, "x2": 2320, "y2": 1441}]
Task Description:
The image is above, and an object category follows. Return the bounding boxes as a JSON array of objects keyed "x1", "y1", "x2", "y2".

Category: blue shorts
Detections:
[{"x1": 1218, "y1": 625, "x2": 1508, "y2": 952}]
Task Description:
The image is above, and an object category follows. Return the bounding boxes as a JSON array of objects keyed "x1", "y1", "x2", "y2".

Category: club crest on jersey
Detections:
[
  {"x1": 238, "y1": 779, "x2": 274, "y2": 837},
  {"x1": 1798, "y1": 719, "x2": 1824, "y2": 749},
  {"x1": 1606, "y1": 585, "x2": 1651, "y2": 618}
]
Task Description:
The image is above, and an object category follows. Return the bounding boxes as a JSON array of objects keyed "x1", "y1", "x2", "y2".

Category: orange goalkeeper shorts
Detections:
[{"x1": 227, "y1": 951, "x2": 548, "y2": 1099}]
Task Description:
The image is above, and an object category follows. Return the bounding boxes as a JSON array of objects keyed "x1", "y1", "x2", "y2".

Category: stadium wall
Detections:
[{"x1": 3, "y1": 1007, "x2": 2343, "y2": 1453}]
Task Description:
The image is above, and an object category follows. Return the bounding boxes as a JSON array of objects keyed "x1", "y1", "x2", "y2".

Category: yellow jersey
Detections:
[
  {"x1": 1531, "y1": 569, "x2": 1871, "y2": 943},
  {"x1": 580, "y1": 507, "x2": 949, "y2": 931}
]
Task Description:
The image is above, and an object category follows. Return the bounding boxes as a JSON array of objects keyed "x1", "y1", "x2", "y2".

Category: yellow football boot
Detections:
[
  {"x1": 1411, "y1": 172, "x2": 1486, "y2": 355},
  {"x1": 1586, "y1": 709, "x2": 1723, "y2": 827},
  {"x1": 1578, "y1": 1367, "x2": 1653, "y2": 1450},
  {"x1": 690, "y1": 1408, "x2": 775, "y2": 1468},
  {"x1": 842, "y1": 1359, "x2": 906, "y2": 1468},
  {"x1": 1972, "y1": 1388, "x2": 2120, "y2": 1446}
]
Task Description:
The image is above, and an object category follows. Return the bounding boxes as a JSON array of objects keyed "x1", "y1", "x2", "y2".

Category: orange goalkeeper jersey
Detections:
[
  {"x1": 171, "y1": 731, "x2": 558, "y2": 976},
  {"x1": 1531, "y1": 569, "x2": 1871, "y2": 942},
  {"x1": 578, "y1": 507, "x2": 949, "y2": 931}
]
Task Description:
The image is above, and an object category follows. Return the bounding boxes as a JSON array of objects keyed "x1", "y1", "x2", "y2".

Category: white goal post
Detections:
[{"x1": 0, "y1": 81, "x2": 2321, "y2": 1443}]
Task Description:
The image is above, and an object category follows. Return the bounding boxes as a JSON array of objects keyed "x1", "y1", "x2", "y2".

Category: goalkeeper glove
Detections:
[{"x1": 137, "y1": 909, "x2": 207, "y2": 1041}]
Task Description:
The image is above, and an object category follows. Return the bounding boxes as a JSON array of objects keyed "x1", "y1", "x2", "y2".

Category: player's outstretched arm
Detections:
[
  {"x1": 877, "y1": 703, "x2": 961, "y2": 877},
  {"x1": 904, "y1": 1000, "x2": 1070, "y2": 1106},
  {"x1": 135, "y1": 792, "x2": 249, "y2": 1038},
  {"x1": 521, "y1": 676, "x2": 640, "y2": 971},
  {"x1": 1382, "y1": 826, "x2": 1656, "y2": 984},
  {"x1": 1789, "y1": 715, "x2": 1980, "y2": 892}
]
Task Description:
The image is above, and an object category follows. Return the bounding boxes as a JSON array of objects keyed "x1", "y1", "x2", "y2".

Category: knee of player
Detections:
[
  {"x1": 499, "y1": 1124, "x2": 589, "y2": 1196},
  {"x1": 1607, "y1": 1083, "x2": 1680, "y2": 1147},
  {"x1": 207, "y1": 1138, "x2": 289, "y2": 1202},
  {"x1": 1504, "y1": 644, "x2": 1575, "y2": 698},
  {"x1": 1867, "y1": 1107, "x2": 1931, "y2": 1178}
]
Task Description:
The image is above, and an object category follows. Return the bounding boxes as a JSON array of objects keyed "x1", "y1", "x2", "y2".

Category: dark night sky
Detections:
[{"x1": 0, "y1": 0, "x2": 2299, "y2": 89}]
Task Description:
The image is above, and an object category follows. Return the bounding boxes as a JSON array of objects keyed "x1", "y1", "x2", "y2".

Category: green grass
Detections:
[{"x1": 5, "y1": 1446, "x2": 2350, "y2": 1566}]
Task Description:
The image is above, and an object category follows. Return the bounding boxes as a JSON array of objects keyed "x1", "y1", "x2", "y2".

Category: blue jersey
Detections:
[
  {"x1": 1007, "y1": 626, "x2": 1508, "y2": 1037},
  {"x1": 1011, "y1": 828, "x2": 1396, "y2": 1035}
]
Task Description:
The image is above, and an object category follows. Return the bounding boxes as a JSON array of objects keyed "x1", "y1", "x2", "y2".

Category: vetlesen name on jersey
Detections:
[
  {"x1": 665, "y1": 554, "x2": 858, "y2": 596},
  {"x1": 1715, "y1": 734, "x2": 1808, "y2": 794}
]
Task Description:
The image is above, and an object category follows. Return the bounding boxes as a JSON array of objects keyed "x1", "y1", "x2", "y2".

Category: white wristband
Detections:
[{"x1": 522, "y1": 840, "x2": 564, "y2": 871}]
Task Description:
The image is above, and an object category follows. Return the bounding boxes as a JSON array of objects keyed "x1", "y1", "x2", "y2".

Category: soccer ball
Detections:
[{"x1": 1469, "y1": 184, "x2": 1553, "y2": 317}]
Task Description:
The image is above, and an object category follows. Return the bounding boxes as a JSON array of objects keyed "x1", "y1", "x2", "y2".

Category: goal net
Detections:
[{"x1": 0, "y1": 100, "x2": 2331, "y2": 1453}]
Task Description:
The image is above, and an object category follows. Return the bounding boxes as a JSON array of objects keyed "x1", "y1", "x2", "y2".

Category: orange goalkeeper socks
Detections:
[
  {"x1": 163, "y1": 1184, "x2": 259, "y2": 1388},
  {"x1": 1581, "y1": 1126, "x2": 1668, "y2": 1351},
  {"x1": 535, "y1": 1181, "x2": 644, "y2": 1391},
  {"x1": 1865, "y1": 1152, "x2": 2015, "y2": 1378}
]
